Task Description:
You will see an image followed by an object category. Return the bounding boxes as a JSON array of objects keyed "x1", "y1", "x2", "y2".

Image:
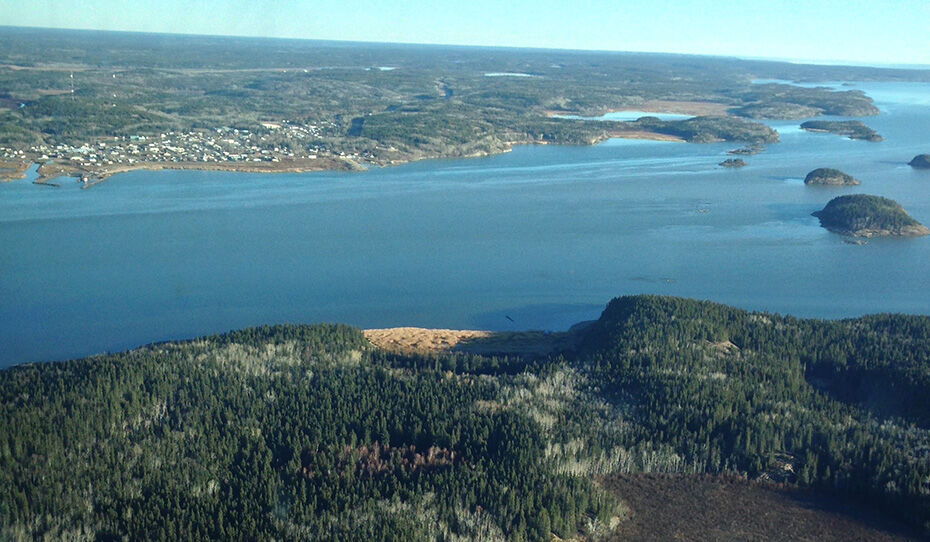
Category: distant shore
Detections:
[{"x1": 4, "y1": 100, "x2": 730, "y2": 187}]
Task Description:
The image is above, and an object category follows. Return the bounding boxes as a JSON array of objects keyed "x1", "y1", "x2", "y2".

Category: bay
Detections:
[{"x1": 2, "y1": 82, "x2": 930, "y2": 366}]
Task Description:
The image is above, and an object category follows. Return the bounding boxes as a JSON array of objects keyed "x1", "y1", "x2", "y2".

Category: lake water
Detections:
[{"x1": 2, "y1": 82, "x2": 930, "y2": 366}]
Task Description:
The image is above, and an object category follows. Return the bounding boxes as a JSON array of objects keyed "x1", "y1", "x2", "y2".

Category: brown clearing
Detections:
[
  {"x1": 607, "y1": 130, "x2": 685, "y2": 142},
  {"x1": 636, "y1": 99, "x2": 730, "y2": 116},
  {"x1": 363, "y1": 327, "x2": 575, "y2": 356},
  {"x1": 604, "y1": 473, "x2": 919, "y2": 541}
]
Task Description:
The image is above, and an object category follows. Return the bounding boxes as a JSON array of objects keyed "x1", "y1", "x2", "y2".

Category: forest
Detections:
[{"x1": 2, "y1": 295, "x2": 930, "y2": 540}]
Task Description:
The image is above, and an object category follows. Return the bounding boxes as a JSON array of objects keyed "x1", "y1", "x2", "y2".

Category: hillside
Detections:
[
  {"x1": 3, "y1": 296, "x2": 930, "y2": 540},
  {"x1": 812, "y1": 194, "x2": 930, "y2": 236}
]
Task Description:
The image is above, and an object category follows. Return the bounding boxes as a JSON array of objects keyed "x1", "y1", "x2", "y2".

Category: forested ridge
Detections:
[{"x1": 2, "y1": 296, "x2": 930, "y2": 540}]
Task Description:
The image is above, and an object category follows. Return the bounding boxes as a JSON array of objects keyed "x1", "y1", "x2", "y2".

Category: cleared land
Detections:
[
  {"x1": 363, "y1": 327, "x2": 573, "y2": 356},
  {"x1": 604, "y1": 474, "x2": 918, "y2": 541}
]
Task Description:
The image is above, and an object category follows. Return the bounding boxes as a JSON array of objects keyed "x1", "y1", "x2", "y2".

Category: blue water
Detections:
[{"x1": 2, "y1": 82, "x2": 930, "y2": 366}]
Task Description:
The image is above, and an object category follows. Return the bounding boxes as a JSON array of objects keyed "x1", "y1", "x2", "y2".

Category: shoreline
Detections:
[
  {"x1": 3, "y1": 100, "x2": 732, "y2": 187},
  {"x1": 18, "y1": 131, "x2": 684, "y2": 187},
  {"x1": 31, "y1": 156, "x2": 360, "y2": 187}
]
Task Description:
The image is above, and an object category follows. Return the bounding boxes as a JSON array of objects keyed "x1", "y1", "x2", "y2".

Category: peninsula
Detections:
[
  {"x1": 632, "y1": 115, "x2": 778, "y2": 144},
  {"x1": 812, "y1": 194, "x2": 930, "y2": 237},
  {"x1": 800, "y1": 120, "x2": 883, "y2": 142},
  {"x1": 803, "y1": 168, "x2": 860, "y2": 186}
]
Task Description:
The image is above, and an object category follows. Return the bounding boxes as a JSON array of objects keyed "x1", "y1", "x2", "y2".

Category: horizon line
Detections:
[{"x1": 4, "y1": 24, "x2": 930, "y2": 71}]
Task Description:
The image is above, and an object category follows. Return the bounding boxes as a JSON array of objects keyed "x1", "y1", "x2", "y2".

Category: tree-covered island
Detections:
[
  {"x1": 909, "y1": 154, "x2": 930, "y2": 169},
  {"x1": 804, "y1": 168, "x2": 861, "y2": 186},
  {"x1": 812, "y1": 194, "x2": 930, "y2": 237}
]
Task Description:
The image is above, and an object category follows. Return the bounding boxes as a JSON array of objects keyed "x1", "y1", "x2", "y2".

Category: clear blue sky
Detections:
[{"x1": 4, "y1": 0, "x2": 929, "y2": 66}]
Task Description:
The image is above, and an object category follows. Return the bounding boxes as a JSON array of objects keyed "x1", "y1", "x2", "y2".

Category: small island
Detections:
[
  {"x1": 800, "y1": 120, "x2": 883, "y2": 142},
  {"x1": 909, "y1": 154, "x2": 930, "y2": 169},
  {"x1": 812, "y1": 194, "x2": 930, "y2": 237},
  {"x1": 727, "y1": 145, "x2": 763, "y2": 155},
  {"x1": 719, "y1": 158, "x2": 747, "y2": 168},
  {"x1": 804, "y1": 168, "x2": 860, "y2": 186}
]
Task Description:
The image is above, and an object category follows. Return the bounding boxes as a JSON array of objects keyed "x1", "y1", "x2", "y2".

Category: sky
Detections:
[{"x1": 3, "y1": 0, "x2": 929, "y2": 66}]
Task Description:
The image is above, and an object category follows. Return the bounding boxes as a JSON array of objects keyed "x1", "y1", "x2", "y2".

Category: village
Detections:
[{"x1": 0, "y1": 119, "x2": 386, "y2": 182}]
